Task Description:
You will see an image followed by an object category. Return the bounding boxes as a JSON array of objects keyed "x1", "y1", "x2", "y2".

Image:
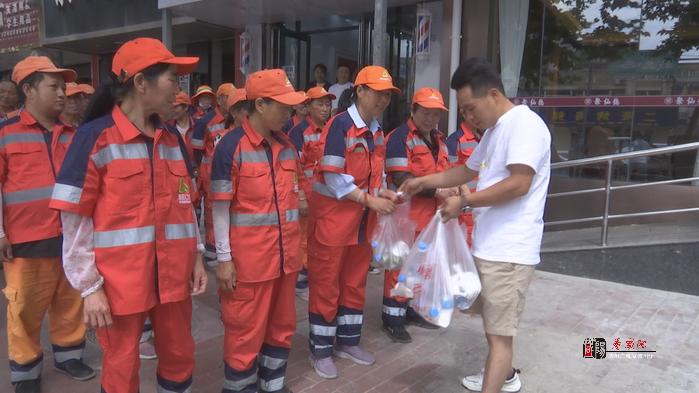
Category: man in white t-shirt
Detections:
[
  {"x1": 400, "y1": 58, "x2": 551, "y2": 393},
  {"x1": 328, "y1": 65, "x2": 353, "y2": 114}
]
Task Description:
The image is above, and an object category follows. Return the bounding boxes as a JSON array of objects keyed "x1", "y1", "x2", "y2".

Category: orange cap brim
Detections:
[
  {"x1": 364, "y1": 82, "x2": 400, "y2": 93},
  {"x1": 415, "y1": 101, "x2": 448, "y2": 111},
  {"x1": 161, "y1": 56, "x2": 200, "y2": 76},
  {"x1": 192, "y1": 91, "x2": 215, "y2": 100},
  {"x1": 309, "y1": 93, "x2": 336, "y2": 101},
  {"x1": 269, "y1": 91, "x2": 309, "y2": 106}
]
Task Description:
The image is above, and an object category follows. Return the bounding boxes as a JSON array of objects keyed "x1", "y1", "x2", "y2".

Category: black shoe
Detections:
[
  {"x1": 14, "y1": 379, "x2": 40, "y2": 393},
  {"x1": 54, "y1": 359, "x2": 96, "y2": 381},
  {"x1": 405, "y1": 308, "x2": 440, "y2": 329},
  {"x1": 383, "y1": 324, "x2": 412, "y2": 343}
]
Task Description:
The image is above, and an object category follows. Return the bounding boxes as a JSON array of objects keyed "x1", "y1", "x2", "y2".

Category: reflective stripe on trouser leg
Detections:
[
  {"x1": 336, "y1": 306, "x2": 363, "y2": 346},
  {"x1": 308, "y1": 313, "x2": 336, "y2": 358},
  {"x1": 157, "y1": 374, "x2": 193, "y2": 393},
  {"x1": 52, "y1": 341, "x2": 85, "y2": 364},
  {"x1": 9, "y1": 355, "x2": 43, "y2": 383},
  {"x1": 382, "y1": 269, "x2": 408, "y2": 327},
  {"x1": 223, "y1": 363, "x2": 258, "y2": 393},
  {"x1": 382, "y1": 297, "x2": 408, "y2": 327},
  {"x1": 258, "y1": 344, "x2": 289, "y2": 393}
]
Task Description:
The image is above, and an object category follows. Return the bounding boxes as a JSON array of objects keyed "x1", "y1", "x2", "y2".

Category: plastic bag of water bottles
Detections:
[
  {"x1": 370, "y1": 197, "x2": 416, "y2": 271},
  {"x1": 392, "y1": 212, "x2": 481, "y2": 328}
]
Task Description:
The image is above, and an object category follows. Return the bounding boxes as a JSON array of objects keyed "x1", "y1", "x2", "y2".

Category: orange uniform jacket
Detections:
[
  {"x1": 0, "y1": 111, "x2": 74, "y2": 244},
  {"x1": 50, "y1": 106, "x2": 199, "y2": 315},
  {"x1": 210, "y1": 119, "x2": 302, "y2": 283},
  {"x1": 309, "y1": 111, "x2": 386, "y2": 247},
  {"x1": 385, "y1": 119, "x2": 450, "y2": 230}
]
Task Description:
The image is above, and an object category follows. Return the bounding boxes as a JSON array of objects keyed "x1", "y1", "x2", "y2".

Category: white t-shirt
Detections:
[
  {"x1": 466, "y1": 105, "x2": 551, "y2": 265},
  {"x1": 328, "y1": 82, "x2": 353, "y2": 110}
]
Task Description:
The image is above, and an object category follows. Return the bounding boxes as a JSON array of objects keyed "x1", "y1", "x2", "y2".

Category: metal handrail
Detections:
[{"x1": 546, "y1": 141, "x2": 699, "y2": 247}]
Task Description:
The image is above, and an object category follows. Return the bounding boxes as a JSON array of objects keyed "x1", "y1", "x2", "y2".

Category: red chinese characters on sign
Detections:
[
  {"x1": 0, "y1": 0, "x2": 39, "y2": 53},
  {"x1": 613, "y1": 338, "x2": 621, "y2": 351}
]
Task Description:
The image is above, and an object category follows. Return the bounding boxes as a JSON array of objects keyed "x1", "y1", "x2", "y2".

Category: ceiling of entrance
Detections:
[{"x1": 159, "y1": 0, "x2": 426, "y2": 28}]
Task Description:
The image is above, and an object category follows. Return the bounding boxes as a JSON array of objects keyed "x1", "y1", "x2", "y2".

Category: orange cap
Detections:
[
  {"x1": 354, "y1": 66, "x2": 400, "y2": 93},
  {"x1": 226, "y1": 88, "x2": 247, "y2": 108},
  {"x1": 174, "y1": 91, "x2": 191, "y2": 106},
  {"x1": 12, "y1": 56, "x2": 77, "y2": 85},
  {"x1": 192, "y1": 85, "x2": 215, "y2": 101},
  {"x1": 79, "y1": 83, "x2": 95, "y2": 95},
  {"x1": 245, "y1": 69, "x2": 307, "y2": 106},
  {"x1": 111, "y1": 37, "x2": 199, "y2": 82},
  {"x1": 65, "y1": 82, "x2": 82, "y2": 97},
  {"x1": 306, "y1": 86, "x2": 335, "y2": 100},
  {"x1": 412, "y1": 87, "x2": 447, "y2": 111},
  {"x1": 217, "y1": 83, "x2": 236, "y2": 97}
]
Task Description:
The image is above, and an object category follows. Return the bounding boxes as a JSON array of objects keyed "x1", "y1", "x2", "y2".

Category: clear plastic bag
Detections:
[
  {"x1": 370, "y1": 199, "x2": 416, "y2": 271},
  {"x1": 393, "y1": 212, "x2": 481, "y2": 328}
]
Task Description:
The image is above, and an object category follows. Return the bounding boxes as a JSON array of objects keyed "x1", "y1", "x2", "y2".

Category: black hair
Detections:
[
  {"x1": 240, "y1": 98, "x2": 275, "y2": 116},
  {"x1": 337, "y1": 88, "x2": 354, "y2": 114},
  {"x1": 225, "y1": 100, "x2": 249, "y2": 128},
  {"x1": 450, "y1": 58, "x2": 505, "y2": 97},
  {"x1": 313, "y1": 64, "x2": 327, "y2": 74},
  {"x1": 84, "y1": 63, "x2": 171, "y2": 123},
  {"x1": 16, "y1": 72, "x2": 45, "y2": 104}
]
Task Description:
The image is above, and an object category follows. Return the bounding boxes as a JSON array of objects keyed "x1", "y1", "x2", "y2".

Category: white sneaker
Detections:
[{"x1": 461, "y1": 368, "x2": 521, "y2": 392}]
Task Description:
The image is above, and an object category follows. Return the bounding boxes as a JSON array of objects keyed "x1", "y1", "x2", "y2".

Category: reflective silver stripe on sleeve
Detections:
[
  {"x1": 51, "y1": 184, "x2": 83, "y2": 204},
  {"x1": 321, "y1": 155, "x2": 345, "y2": 168},
  {"x1": 312, "y1": 182, "x2": 335, "y2": 198},
  {"x1": 165, "y1": 223, "x2": 197, "y2": 240},
  {"x1": 3, "y1": 186, "x2": 54, "y2": 205},
  {"x1": 211, "y1": 180, "x2": 233, "y2": 193},
  {"x1": 58, "y1": 133, "x2": 71, "y2": 144},
  {"x1": 92, "y1": 143, "x2": 149, "y2": 168},
  {"x1": 304, "y1": 169, "x2": 314, "y2": 179},
  {"x1": 385, "y1": 157, "x2": 408, "y2": 168},
  {"x1": 93, "y1": 226, "x2": 156, "y2": 248}
]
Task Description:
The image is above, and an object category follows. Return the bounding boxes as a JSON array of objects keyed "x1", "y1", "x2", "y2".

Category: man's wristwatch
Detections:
[{"x1": 460, "y1": 195, "x2": 473, "y2": 213}]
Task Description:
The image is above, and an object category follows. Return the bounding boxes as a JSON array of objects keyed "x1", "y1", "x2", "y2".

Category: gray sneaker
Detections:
[
  {"x1": 310, "y1": 355, "x2": 338, "y2": 379},
  {"x1": 335, "y1": 345, "x2": 375, "y2": 366}
]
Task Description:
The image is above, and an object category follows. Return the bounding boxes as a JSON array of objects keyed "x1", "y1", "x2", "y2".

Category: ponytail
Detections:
[{"x1": 83, "y1": 63, "x2": 172, "y2": 123}]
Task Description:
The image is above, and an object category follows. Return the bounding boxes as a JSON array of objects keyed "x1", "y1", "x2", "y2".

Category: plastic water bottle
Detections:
[
  {"x1": 429, "y1": 307, "x2": 440, "y2": 318},
  {"x1": 371, "y1": 240, "x2": 379, "y2": 249},
  {"x1": 442, "y1": 297, "x2": 454, "y2": 310},
  {"x1": 417, "y1": 241, "x2": 429, "y2": 252}
]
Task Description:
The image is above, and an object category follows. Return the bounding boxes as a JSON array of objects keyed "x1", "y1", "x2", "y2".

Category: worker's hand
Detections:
[
  {"x1": 439, "y1": 195, "x2": 464, "y2": 222},
  {"x1": 84, "y1": 288, "x2": 112, "y2": 329},
  {"x1": 367, "y1": 194, "x2": 396, "y2": 215},
  {"x1": 190, "y1": 253, "x2": 208, "y2": 296},
  {"x1": 0, "y1": 237, "x2": 12, "y2": 262},
  {"x1": 378, "y1": 189, "x2": 399, "y2": 203},
  {"x1": 436, "y1": 187, "x2": 458, "y2": 203},
  {"x1": 459, "y1": 184, "x2": 471, "y2": 196},
  {"x1": 398, "y1": 177, "x2": 425, "y2": 197},
  {"x1": 216, "y1": 261, "x2": 236, "y2": 291}
]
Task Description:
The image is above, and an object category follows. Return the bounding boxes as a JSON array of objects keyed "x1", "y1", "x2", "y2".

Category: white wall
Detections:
[{"x1": 414, "y1": 2, "x2": 442, "y2": 92}]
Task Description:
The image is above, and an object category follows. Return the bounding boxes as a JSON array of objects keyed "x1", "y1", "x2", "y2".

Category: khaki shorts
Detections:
[{"x1": 467, "y1": 257, "x2": 536, "y2": 337}]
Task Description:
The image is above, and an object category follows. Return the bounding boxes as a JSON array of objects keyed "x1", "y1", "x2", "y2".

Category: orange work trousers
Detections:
[
  {"x1": 3, "y1": 257, "x2": 85, "y2": 383},
  {"x1": 96, "y1": 299, "x2": 194, "y2": 393},
  {"x1": 220, "y1": 272, "x2": 298, "y2": 393},
  {"x1": 307, "y1": 235, "x2": 372, "y2": 358}
]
